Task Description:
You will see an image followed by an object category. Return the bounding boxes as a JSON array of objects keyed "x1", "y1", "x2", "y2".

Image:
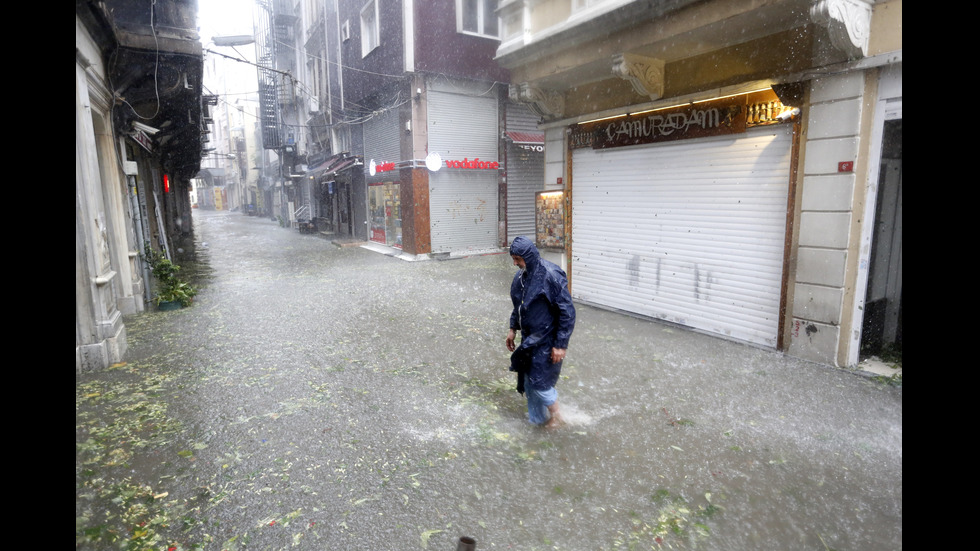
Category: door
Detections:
[{"x1": 861, "y1": 119, "x2": 902, "y2": 358}]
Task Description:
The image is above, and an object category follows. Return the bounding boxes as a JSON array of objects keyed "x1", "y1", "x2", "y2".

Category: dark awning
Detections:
[
  {"x1": 329, "y1": 157, "x2": 361, "y2": 175},
  {"x1": 307, "y1": 153, "x2": 361, "y2": 179},
  {"x1": 307, "y1": 153, "x2": 345, "y2": 178},
  {"x1": 505, "y1": 131, "x2": 545, "y2": 145}
]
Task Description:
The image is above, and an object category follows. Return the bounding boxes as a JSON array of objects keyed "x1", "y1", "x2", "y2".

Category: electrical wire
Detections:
[
  {"x1": 204, "y1": 46, "x2": 408, "y2": 130},
  {"x1": 204, "y1": 10, "x2": 509, "y2": 142},
  {"x1": 113, "y1": 0, "x2": 162, "y2": 120}
]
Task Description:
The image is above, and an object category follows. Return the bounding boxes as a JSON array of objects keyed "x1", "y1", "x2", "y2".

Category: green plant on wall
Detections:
[{"x1": 144, "y1": 247, "x2": 198, "y2": 307}]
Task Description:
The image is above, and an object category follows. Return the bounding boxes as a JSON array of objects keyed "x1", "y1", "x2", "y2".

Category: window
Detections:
[
  {"x1": 458, "y1": 0, "x2": 498, "y2": 38},
  {"x1": 572, "y1": 0, "x2": 608, "y2": 11},
  {"x1": 360, "y1": 0, "x2": 379, "y2": 57}
]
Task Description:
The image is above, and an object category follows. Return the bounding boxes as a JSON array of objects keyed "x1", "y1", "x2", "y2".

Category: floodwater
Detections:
[{"x1": 76, "y1": 209, "x2": 902, "y2": 550}]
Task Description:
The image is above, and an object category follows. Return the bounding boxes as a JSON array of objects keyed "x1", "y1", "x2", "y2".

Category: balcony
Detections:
[{"x1": 84, "y1": 0, "x2": 205, "y2": 179}]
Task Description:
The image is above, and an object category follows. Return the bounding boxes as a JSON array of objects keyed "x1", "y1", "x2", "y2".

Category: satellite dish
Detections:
[
  {"x1": 425, "y1": 152, "x2": 442, "y2": 172},
  {"x1": 368, "y1": 159, "x2": 377, "y2": 176}
]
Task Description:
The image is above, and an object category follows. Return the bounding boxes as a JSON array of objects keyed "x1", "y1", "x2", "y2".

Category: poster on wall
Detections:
[{"x1": 535, "y1": 191, "x2": 565, "y2": 250}]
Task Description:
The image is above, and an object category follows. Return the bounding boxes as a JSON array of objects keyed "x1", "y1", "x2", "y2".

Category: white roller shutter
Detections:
[
  {"x1": 571, "y1": 125, "x2": 792, "y2": 347},
  {"x1": 427, "y1": 89, "x2": 499, "y2": 253}
]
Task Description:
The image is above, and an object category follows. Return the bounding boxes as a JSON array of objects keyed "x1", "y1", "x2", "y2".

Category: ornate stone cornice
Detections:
[
  {"x1": 509, "y1": 83, "x2": 565, "y2": 119},
  {"x1": 612, "y1": 53, "x2": 665, "y2": 101},
  {"x1": 810, "y1": 0, "x2": 873, "y2": 59}
]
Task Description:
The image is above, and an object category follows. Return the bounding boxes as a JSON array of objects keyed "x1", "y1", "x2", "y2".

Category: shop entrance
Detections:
[
  {"x1": 861, "y1": 119, "x2": 902, "y2": 361},
  {"x1": 369, "y1": 182, "x2": 401, "y2": 248}
]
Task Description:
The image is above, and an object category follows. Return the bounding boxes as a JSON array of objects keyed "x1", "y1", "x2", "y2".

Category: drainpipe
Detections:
[{"x1": 456, "y1": 536, "x2": 476, "y2": 550}]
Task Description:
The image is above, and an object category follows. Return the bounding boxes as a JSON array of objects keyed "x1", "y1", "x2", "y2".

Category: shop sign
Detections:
[
  {"x1": 519, "y1": 144, "x2": 544, "y2": 152},
  {"x1": 570, "y1": 90, "x2": 785, "y2": 150},
  {"x1": 369, "y1": 159, "x2": 396, "y2": 176},
  {"x1": 130, "y1": 128, "x2": 154, "y2": 153},
  {"x1": 444, "y1": 157, "x2": 499, "y2": 170}
]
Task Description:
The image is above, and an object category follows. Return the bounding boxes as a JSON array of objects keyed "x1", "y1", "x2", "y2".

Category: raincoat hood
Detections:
[{"x1": 509, "y1": 235, "x2": 540, "y2": 272}]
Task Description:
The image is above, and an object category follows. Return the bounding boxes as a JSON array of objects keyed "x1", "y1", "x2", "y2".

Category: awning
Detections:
[
  {"x1": 194, "y1": 167, "x2": 227, "y2": 179},
  {"x1": 505, "y1": 131, "x2": 545, "y2": 145},
  {"x1": 307, "y1": 153, "x2": 345, "y2": 178},
  {"x1": 307, "y1": 153, "x2": 362, "y2": 179},
  {"x1": 329, "y1": 157, "x2": 360, "y2": 175}
]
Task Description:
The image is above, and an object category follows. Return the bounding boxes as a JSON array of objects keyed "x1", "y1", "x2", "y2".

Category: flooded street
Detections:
[{"x1": 76, "y1": 209, "x2": 902, "y2": 550}]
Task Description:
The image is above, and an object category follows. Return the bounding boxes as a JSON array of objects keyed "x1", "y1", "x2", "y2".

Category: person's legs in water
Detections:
[
  {"x1": 545, "y1": 401, "x2": 563, "y2": 429},
  {"x1": 526, "y1": 387, "x2": 561, "y2": 427}
]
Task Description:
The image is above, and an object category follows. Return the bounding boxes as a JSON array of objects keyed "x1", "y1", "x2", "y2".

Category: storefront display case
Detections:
[{"x1": 535, "y1": 190, "x2": 565, "y2": 250}]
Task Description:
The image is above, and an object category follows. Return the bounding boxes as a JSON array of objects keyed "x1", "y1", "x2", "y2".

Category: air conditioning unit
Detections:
[{"x1": 341, "y1": 20, "x2": 350, "y2": 41}]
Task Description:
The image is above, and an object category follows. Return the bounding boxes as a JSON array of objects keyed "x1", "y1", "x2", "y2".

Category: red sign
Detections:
[
  {"x1": 131, "y1": 129, "x2": 154, "y2": 153},
  {"x1": 838, "y1": 161, "x2": 854, "y2": 172},
  {"x1": 444, "y1": 157, "x2": 499, "y2": 170}
]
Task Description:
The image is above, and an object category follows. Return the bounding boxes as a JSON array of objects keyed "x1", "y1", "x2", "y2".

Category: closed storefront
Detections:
[
  {"x1": 505, "y1": 103, "x2": 545, "y2": 245},
  {"x1": 505, "y1": 139, "x2": 544, "y2": 244},
  {"x1": 569, "y1": 91, "x2": 795, "y2": 347},
  {"x1": 427, "y1": 81, "x2": 499, "y2": 254}
]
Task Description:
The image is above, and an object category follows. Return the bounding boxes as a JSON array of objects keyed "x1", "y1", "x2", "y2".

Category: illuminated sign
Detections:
[
  {"x1": 375, "y1": 161, "x2": 395, "y2": 172},
  {"x1": 570, "y1": 90, "x2": 786, "y2": 150},
  {"x1": 369, "y1": 159, "x2": 396, "y2": 176},
  {"x1": 444, "y1": 157, "x2": 499, "y2": 170}
]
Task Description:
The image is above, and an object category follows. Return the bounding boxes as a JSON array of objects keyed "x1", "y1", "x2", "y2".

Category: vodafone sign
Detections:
[
  {"x1": 368, "y1": 159, "x2": 397, "y2": 176},
  {"x1": 444, "y1": 157, "x2": 499, "y2": 170},
  {"x1": 370, "y1": 153, "x2": 500, "y2": 173}
]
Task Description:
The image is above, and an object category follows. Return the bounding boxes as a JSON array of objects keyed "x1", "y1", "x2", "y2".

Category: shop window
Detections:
[{"x1": 369, "y1": 182, "x2": 401, "y2": 248}]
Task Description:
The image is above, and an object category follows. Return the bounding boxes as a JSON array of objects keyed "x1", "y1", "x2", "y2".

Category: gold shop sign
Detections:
[{"x1": 570, "y1": 90, "x2": 785, "y2": 150}]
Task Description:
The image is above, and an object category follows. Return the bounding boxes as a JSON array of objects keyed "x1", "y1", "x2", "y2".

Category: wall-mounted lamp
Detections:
[
  {"x1": 132, "y1": 121, "x2": 160, "y2": 135},
  {"x1": 212, "y1": 35, "x2": 255, "y2": 47},
  {"x1": 776, "y1": 107, "x2": 801, "y2": 122}
]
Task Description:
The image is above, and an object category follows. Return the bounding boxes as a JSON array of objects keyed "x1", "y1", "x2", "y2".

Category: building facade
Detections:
[
  {"x1": 496, "y1": 0, "x2": 902, "y2": 367},
  {"x1": 261, "y1": 0, "x2": 544, "y2": 255},
  {"x1": 76, "y1": 0, "x2": 206, "y2": 371}
]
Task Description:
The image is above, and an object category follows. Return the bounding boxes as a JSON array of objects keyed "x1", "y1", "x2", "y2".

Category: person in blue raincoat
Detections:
[{"x1": 505, "y1": 236, "x2": 576, "y2": 428}]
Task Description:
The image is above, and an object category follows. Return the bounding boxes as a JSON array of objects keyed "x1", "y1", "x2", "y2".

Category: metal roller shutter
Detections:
[
  {"x1": 427, "y1": 89, "x2": 499, "y2": 253},
  {"x1": 571, "y1": 125, "x2": 792, "y2": 347},
  {"x1": 506, "y1": 144, "x2": 544, "y2": 244},
  {"x1": 505, "y1": 103, "x2": 544, "y2": 245},
  {"x1": 364, "y1": 107, "x2": 401, "y2": 184}
]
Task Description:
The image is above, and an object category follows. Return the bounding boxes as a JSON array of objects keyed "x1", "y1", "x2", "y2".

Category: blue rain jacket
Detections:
[{"x1": 509, "y1": 236, "x2": 576, "y2": 392}]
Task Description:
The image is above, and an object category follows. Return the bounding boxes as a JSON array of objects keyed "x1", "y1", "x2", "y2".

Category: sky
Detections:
[
  {"x1": 198, "y1": 0, "x2": 257, "y2": 45},
  {"x1": 198, "y1": 0, "x2": 260, "y2": 97}
]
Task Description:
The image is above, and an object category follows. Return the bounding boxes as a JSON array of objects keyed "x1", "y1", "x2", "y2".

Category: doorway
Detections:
[
  {"x1": 369, "y1": 182, "x2": 401, "y2": 247},
  {"x1": 861, "y1": 119, "x2": 902, "y2": 362}
]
